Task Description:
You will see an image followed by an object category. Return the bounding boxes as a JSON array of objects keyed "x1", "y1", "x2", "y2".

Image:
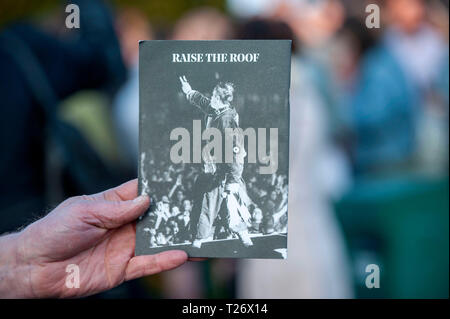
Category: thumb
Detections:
[{"x1": 83, "y1": 195, "x2": 150, "y2": 229}]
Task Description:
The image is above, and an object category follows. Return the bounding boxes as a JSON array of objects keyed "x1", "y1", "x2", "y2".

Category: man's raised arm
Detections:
[{"x1": 179, "y1": 75, "x2": 211, "y2": 114}]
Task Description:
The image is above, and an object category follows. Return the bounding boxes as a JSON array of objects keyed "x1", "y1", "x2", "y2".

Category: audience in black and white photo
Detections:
[{"x1": 141, "y1": 154, "x2": 288, "y2": 247}]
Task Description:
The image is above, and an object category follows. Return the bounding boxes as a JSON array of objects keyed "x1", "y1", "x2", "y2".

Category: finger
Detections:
[
  {"x1": 102, "y1": 179, "x2": 139, "y2": 201},
  {"x1": 125, "y1": 250, "x2": 188, "y2": 281},
  {"x1": 183, "y1": 76, "x2": 187, "y2": 82},
  {"x1": 179, "y1": 76, "x2": 183, "y2": 83},
  {"x1": 83, "y1": 195, "x2": 150, "y2": 229}
]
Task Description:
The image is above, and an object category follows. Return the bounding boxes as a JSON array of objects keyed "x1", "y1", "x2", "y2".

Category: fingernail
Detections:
[{"x1": 133, "y1": 195, "x2": 148, "y2": 204}]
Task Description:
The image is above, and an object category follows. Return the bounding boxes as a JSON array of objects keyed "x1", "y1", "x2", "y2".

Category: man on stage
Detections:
[{"x1": 179, "y1": 75, "x2": 253, "y2": 248}]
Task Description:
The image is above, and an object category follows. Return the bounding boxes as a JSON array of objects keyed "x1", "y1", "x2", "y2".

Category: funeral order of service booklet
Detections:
[{"x1": 136, "y1": 40, "x2": 291, "y2": 258}]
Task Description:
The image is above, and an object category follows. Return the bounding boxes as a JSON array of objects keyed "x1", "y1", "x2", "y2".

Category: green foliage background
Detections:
[{"x1": 0, "y1": 0, "x2": 226, "y2": 30}]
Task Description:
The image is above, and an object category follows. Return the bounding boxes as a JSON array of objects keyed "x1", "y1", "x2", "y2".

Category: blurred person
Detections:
[
  {"x1": 170, "y1": 206, "x2": 181, "y2": 218},
  {"x1": 236, "y1": 17, "x2": 353, "y2": 298},
  {"x1": 0, "y1": 0, "x2": 127, "y2": 235},
  {"x1": 345, "y1": 0, "x2": 448, "y2": 173},
  {"x1": 383, "y1": 0, "x2": 447, "y2": 106},
  {"x1": 162, "y1": 169, "x2": 173, "y2": 183},
  {"x1": 143, "y1": 227, "x2": 158, "y2": 247},
  {"x1": 0, "y1": 179, "x2": 188, "y2": 298},
  {"x1": 277, "y1": 0, "x2": 346, "y2": 134},
  {"x1": 156, "y1": 231, "x2": 169, "y2": 246},
  {"x1": 163, "y1": 224, "x2": 174, "y2": 244},
  {"x1": 273, "y1": 187, "x2": 288, "y2": 233},
  {"x1": 175, "y1": 190, "x2": 185, "y2": 207},
  {"x1": 331, "y1": 2, "x2": 448, "y2": 298},
  {"x1": 113, "y1": 7, "x2": 154, "y2": 165},
  {"x1": 261, "y1": 202, "x2": 275, "y2": 235},
  {"x1": 328, "y1": 17, "x2": 380, "y2": 167},
  {"x1": 385, "y1": 0, "x2": 449, "y2": 174},
  {"x1": 154, "y1": 201, "x2": 169, "y2": 229},
  {"x1": 227, "y1": 0, "x2": 278, "y2": 18},
  {"x1": 182, "y1": 198, "x2": 193, "y2": 214},
  {"x1": 249, "y1": 207, "x2": 263, "y2": 233},
  {"x1": 149, "y1": 230, "x2": 157, "y2": 247},
  {"x1": 171, "y1": 221, "x2": 182, "y2": 244},
  {"x1": 427, "y1": 0, "x2": 449, "y2": 41},
  {"x1": 176, "y1": 207, "x2": 191, "y2": 243},
  {"x1": 279, "y1": 0, "x2": 345, "y2": 49},
  {"x1": 171, "y1": 7, "x2": 233, "y2": 40}
]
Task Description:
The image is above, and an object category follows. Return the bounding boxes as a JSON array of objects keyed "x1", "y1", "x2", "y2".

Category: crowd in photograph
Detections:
[{"x1": 141, "y1": 155, "x2": 288, "y2": 247}]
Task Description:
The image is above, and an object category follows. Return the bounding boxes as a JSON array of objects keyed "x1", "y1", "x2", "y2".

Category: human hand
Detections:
[
  {"x1": 179, "y1": 75, "x2": 192, "y2": 94},
  {"x1": 0, "y1": 179, "x2": 188, "y2": 298}
]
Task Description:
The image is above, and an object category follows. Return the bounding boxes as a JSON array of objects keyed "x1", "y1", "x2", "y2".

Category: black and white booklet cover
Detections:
[{"x1": 136, "y1": 40, "x2": 291, "y2": 259}]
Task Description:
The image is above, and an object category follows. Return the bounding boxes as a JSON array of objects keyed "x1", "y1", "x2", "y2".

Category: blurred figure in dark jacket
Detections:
[
  {"x1": 0, "y1": 0, "x2": 126, "y2": 234},
  {"x1": 347, "y1": 0, "x2": 448, "y2": 174}
]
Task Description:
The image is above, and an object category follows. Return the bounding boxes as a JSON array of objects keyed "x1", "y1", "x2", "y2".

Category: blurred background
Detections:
[{"x1": 0, "y1": 0, "x2": 448, "y2": 298}]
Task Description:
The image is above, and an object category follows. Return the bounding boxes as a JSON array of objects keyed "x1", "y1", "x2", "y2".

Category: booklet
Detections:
[{"x1": 136, "y1": 40, "x2": 291, "y2": 258}]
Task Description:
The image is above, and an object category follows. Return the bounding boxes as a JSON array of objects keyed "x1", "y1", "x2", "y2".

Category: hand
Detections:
[
  {"x1": 179, "y1": 75, "x2": 192, "y2": 95},
  {"x1": 0, "y1": 179, "x2": 188, "y2": 298}
]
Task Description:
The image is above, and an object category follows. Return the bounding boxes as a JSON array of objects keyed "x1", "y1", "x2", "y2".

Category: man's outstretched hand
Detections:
[
  {"x1": 179, "y1": 75, "x2": 192, "y2": 95},
  {"x1": 0, "y1": 180, "x2": 188, "y2": 298}
]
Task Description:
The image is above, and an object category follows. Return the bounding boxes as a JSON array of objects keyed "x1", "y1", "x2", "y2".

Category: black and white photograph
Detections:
[{"x1": 136, "y1": 40, "x2": 291, "y2": 258}]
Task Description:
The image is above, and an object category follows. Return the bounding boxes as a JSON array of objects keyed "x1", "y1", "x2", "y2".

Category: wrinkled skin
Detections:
[{"x1": 0, "y1": 179, "x2": 188, "y2": 298}]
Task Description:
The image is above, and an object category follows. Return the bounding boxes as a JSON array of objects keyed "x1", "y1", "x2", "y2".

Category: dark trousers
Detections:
[
  {"x1": 190, "y1": 173, "x2": 225, "y2": 240},
  {"x1": 190, "y1": 174, "x2": 249, "y2": 240}
]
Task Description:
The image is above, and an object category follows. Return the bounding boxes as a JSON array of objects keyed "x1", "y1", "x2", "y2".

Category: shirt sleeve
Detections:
[{"x1": 186, "y1": 90, "x2": 213, "y2": 114}]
